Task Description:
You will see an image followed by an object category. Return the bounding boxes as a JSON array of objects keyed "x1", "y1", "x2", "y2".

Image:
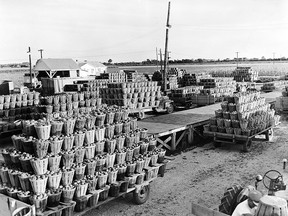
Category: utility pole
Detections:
[
  {"x1": 167, "y1": 51, "x2": 171, "y2": 72},
  {"x1": 236, "y1": 52, "x2": 239, "y2": 67},
  {"x1": 27, "y1": 47, "x2": 32, "y2": 85},
  {"x1": 273, "y1": 52, "x2": 275, "y2": 64},
  {"x1": 163, "y1": 1, "x2": 171, "y2": 93},
  {"x1": 159, "y1": 49, "x2": 163, "y2": 72},
  {"x1": 156, "y1": 48, "x2": 159, "y2": 71},
  {"x1": 38, "y1": 49, "x2": 44, "y2": 59}
]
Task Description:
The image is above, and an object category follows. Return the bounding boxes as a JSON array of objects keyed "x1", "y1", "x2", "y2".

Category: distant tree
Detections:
[{"x1": 108, "y1": 59, "x2": 113, "y2": 64}]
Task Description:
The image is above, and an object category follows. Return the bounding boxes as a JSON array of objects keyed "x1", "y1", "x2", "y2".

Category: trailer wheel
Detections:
[
  {"x1": 133, "y1": 185, "x2": 150, "y2": 205},
  {"x1": 243, "y1": 139, "x2": 252, "y2": 152}
]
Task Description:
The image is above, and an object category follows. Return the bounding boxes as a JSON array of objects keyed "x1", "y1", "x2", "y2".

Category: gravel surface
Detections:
[{"x1": 84, "y1": 117, "x2": 288, "y2": 216}]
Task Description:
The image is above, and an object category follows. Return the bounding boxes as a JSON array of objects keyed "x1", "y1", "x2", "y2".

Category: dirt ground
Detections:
[{"x1": 82, "y1": 115, "x2": 288, "y2": 216}]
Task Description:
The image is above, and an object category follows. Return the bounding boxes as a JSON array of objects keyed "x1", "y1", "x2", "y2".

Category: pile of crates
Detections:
[
  {"x1": 100, "y1": 81, "x2": 162, "y2": 108},
  {"x1": 182, "y1": 73, "x2": 211, "y2": 86},
  {"x1": 171, "y1": 86, "x2": 203, "y2": 97},
  {"x1": 99, "y1": 71, "x2": 126, "y2": 83},
  {"x1": 125, "y1": 71, "x2": 147, "y2": 82},
  {"x1": 199, "y1": 77, "x2": 236, "y2": 89},
  {"x1": 170, "y1": 86, "x2": 204, "y2": 108},
  {"x1": 232, "y1": 67, "x2": 258, "y2": 82},
  {"x1": 276, "y1": 87, "x2": 288, "y2": 112},
  {"x1": 168, "y1": 68, "x2": 185, "y2": 77},
  {"x1": 167, "y1": 76, "x2": 179, "y2": 90}
]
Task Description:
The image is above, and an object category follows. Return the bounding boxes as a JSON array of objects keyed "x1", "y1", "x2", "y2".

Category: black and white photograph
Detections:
[{"x1": 0, "y1": 0, "x2": 288, "y2": 215}]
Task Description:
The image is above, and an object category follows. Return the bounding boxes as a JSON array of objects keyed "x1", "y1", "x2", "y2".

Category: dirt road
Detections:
[{"x1": 85, "y1": 118, "x2": 288, "y2": 216}]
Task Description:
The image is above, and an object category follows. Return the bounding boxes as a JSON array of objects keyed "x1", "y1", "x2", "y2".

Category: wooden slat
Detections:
[
  {"x1": 156, "y1": 137, "x2": 171, "y2": 150},
  {"x1": 175, "y1": 130, "x2": 186, "y2": 147},
  {"x1": 191, "y1": 203, "x2": 229, "y2": 216}
]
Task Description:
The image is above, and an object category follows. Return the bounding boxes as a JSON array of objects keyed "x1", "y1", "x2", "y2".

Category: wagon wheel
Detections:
[
  {"x1": 133, "y1": 184, "x2": 150, "y2": 205},
  {"x1": 265, "y1": 128, "x2": 274, "y2": 141},
  {"x1": 242, "y1": 139, "x2": 252, "y2": 152}
]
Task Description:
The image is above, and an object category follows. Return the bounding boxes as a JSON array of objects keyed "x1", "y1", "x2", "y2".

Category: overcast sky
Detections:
[{"x1": 0, "y1": 0, "x2": 288, "y2": 64}]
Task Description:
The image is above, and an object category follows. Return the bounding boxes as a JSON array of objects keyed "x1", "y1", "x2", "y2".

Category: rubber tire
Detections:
[
  {"x1": 243, "y1": 140, "x2": 252, "y2": 152},
  {"x1": 185, "y1": 102, "x2": 191, "y2": 109},
  {"x1": 133, "y1": 185, "x2": 150, "y2": 205},
  {"x1": 219, "y1": 184, "x2": 243, "y2": 215},
  {"x1": 166, "y1": 104, "x2": 174, "y2": 114}
]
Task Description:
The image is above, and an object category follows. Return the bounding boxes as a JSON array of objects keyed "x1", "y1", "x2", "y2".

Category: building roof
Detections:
[
  {"x1": 78, "y1": 61, "x2": 107, "y2": 68},
  {"x1": 34, "y1": 58, "x2": 80, "y2": 71}
]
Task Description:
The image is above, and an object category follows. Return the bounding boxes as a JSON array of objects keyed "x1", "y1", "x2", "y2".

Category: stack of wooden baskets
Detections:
[
  {"x1": 37, "y1": 92, "x2": 102, "y2": 115},
  {"x1": 100, "y1": 81, "x2": 162, "y2": 109},
  {"x1": 0, "y1": 105, "x2": 166, "y2": 215},
  {"x1": 204, "y1": 91, "x2": 279, "y2": 136},
  {"x1": 0, "y1": 92, "x2": 41, "y2": 134}
]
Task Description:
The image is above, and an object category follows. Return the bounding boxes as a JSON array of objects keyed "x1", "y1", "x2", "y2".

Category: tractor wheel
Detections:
[
  {"x1": 133, "y1": 185, "x2": 150, "y2": 205},
  {"x1": 219, "y1": 184, "x2": 243, "y2": 215}
]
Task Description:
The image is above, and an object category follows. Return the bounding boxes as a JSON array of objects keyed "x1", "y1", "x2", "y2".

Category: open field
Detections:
[
  {"x1": 1, "y1": 61, "x2": 288, "y2": 88},
  {"x1": 120, "y1": 61, "x2": 288, "y2": 77}
]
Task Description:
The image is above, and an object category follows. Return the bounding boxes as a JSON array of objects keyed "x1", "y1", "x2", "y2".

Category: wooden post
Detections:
[
  {"x1": 171, "y1": 132, "x2": 176, "y2": 151},
  {"x1": 187, "y1": 125, "x2": 194, "y2": 146}
]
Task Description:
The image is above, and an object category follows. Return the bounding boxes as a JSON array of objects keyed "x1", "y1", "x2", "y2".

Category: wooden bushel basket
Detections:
[
  {"x1": 29, "y1": 176, "x2": 48, "y2": 194},
  {"x1": 61, "y1": 169, "x2": 75, "y2": 186},
  {"x1": 255, "y1": 195, "x2": 288, "y2": 216},
  {"x1": 74, "y1": 132, "x2": 85, "y2": 148},
  {"x1": 30, "y1": 157, "x2": 48, "y2": 175},
  {"x1": 48, "y1": 154, "x2": 61, "y2": 172},
  {"x1": 34, "y1": 124, "x2": 51, "y2": 140},
  {"x1": 47, "y1": 172, "x2": 62, "y2": 189}
]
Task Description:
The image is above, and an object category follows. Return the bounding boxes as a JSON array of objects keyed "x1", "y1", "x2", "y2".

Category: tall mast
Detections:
[{"x1": 163, "y1": 1, "x2": 171, "y2": 93}]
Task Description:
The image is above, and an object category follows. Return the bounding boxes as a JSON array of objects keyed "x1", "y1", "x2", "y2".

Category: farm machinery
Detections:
[{"x1": 192, "y1": 169, "x2": 288, "y2": 216}]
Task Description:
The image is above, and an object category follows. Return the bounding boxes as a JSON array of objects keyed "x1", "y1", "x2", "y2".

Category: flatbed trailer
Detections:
[
  {"x1": 0, "y1": 162, "x2": 167, "y2": 216},
  {"x1": 204, "y1": 126, "x2": 274, "y2": 152}
]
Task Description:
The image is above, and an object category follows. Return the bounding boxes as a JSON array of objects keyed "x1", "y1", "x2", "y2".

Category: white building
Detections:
[
  {"x1": 78, "y1": 61, "x2": 107, "y2": 77},
  {"x1": 34, "y1": 58, "x2": 80, "y2": 78}
]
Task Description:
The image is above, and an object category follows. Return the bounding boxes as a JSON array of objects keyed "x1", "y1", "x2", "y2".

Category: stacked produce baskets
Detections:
[
  {"x1": 199, "y1": 77, "x2": 236, "y2": 89},
  {"x1": 100, "y1": 81, "x2": 162, "y2": 109},
  {"x1": 181, "y1": 73, "x2": 211, "y2": 86},
  {"x1": 0, "y1": 105, "x2": 166, "y2": 215},
  {"x1": 232, "y1": 67, "x2": 258, "y2": 82},
  {"x1": 78, "y1": 80, "x2": 109, "y2": 91},
  {"x1": 275, "y1": 86, "x2": 288, "y2": 112},
  {"x1": 204, "y1": 91, "x2": 280, "y2": 137},
  {"x1": 170, "y1": 86, "x2": 204, "y2": 107},
  {"x1": 99, "y1": 71, "x2": 126, "y2": 83},
  {"x1": 124, "y1": 71, "x2": 148, "y2": 82},
  {"x1": 0, "y1": 92, "x2": 41, "y2": 134},
  {"x1": 36, "y1": 92, "x2": 102, "y2": 115}
]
